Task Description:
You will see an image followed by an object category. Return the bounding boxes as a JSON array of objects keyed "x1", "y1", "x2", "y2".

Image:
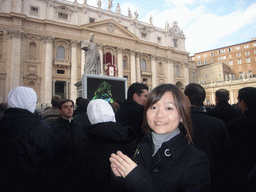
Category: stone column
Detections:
[
  {"x1": 130, "y1": 50, "x2": 136, "y2": 83},
  {"x1": 117, "y1": 47, "x2": 124, "y2": 78},
  {"x1": 230, "y1": 89, "x2": 234, "y2": 104},
  {"x1": 166, "y1": 58, "x2": 175, "y2": 84},
  {"x1": 151, "y1": 55, "x2": 157, "y2": 88},
  {"x1": 212, "y1": 92, "x2": 215, "y2": 105},
  {"x1": 65, "y1": 81, "x2": 69, "y2": 99},
  {"x1": 44, "y1": 36, "x2": 53, "y2": 104},
  {"x1": 81, "y1": 43, "x2": 85, "y2": 77},
  {"x1": 136, "y1": 52, "x2": 141, "y2": 83},
  {"x1": 71, "y1": 40, "x2": 78, "y2": 102},
  {"x1": 10, "y1": 30, "x2": 22, "y2": 90},
  {"x1": 98, "y1": 43, "x2": 104, "y2": 75},
  {"x1": 184, "y1": 63, "x2": 189, "y2": 86},
  {"x1": 52, "y1": 81, "x2": 55, "y2": 96}
]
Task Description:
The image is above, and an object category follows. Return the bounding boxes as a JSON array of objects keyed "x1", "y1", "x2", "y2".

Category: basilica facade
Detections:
[{"x1": 0, "y1": 0, "x2": 189, "y2": 105}]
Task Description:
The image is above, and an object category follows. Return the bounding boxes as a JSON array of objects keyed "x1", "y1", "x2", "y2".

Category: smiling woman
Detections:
[{"x1": 110, "y1": 84, "x2": 211, "y2": 192}]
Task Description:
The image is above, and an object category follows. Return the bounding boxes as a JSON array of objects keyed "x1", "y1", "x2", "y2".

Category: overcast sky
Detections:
[{"x1": 73, "y1": 0, "x2": 256, "y2": 56}]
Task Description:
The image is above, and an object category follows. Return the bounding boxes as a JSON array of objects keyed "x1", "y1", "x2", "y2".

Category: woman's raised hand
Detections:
[{"x1": 109, "y1": 151, "x2": 137, "y2": 178}]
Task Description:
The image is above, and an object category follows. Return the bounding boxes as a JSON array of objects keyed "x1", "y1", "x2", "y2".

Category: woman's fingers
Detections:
[{"x1": 110, "y1": 151, "x2": 137, "y2": 178}]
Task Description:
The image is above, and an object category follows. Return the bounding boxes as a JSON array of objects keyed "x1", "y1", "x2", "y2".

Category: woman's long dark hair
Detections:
[{"x1": 142, "y1": 84, "x2": 193, "y2": 144}]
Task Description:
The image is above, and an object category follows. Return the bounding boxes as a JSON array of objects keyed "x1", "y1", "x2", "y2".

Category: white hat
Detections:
[
  {"x1": 87, "y1": 99, "x2": 116, "y2": 125},
  {"x1": 8, "y1": 86, "x2": 37, "y2": 113}
]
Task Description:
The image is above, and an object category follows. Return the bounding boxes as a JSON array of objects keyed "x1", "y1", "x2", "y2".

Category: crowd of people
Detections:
[{"x1": 0, "y1": 82, "x2": 256, "y2": 191}]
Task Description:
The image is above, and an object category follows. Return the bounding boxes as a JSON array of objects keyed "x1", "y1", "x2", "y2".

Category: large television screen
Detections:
[{"x1": 82, "y1": 74, "x2": 127, "y2": 103}]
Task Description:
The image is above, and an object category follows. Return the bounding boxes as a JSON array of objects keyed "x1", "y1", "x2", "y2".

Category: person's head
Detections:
[
  {"x1": 58, "y1": 99, "x2": 74, "y2": 120},
  {"x1": 78, "y1": 98, "x2": 90, "y2": 112},
  {"x1": 0, "y1": 102, "x2": 8, "y2": 112},
  {"x1": 127, "y1": 83, "x2": 149, "y2": 106},
  {"x1": 142, "y1": 84, "x2": 192, "y2": 144},
  {"x1": 215, "y1": 89, "x2": 229, "y2": 103},
  {"x1": 237, "y1": 87, "x2": 256, "y2": 112},
  {"x1": 51, "y1": 95, "x2": 62, "y2": 108},
  {"x1": 89, "y1": 33, "x2": 94, "y2": 42},
  {"x1": 8, "y1": 86, "x2": 37, "y2": 113},
  {"x1": 76, "y1": 97, "x2": 83, "y2": 107},
  {"x1": 87, "y1": 99, "x2": 116, "y2": 125},
  {"x1": 184, "y1": 83, "x2": 206, "y2": 107}
]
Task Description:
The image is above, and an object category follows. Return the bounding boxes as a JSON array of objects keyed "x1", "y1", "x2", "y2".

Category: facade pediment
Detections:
[{"x1": 80, "y1": 19, "x2": 139, "y2": 40}]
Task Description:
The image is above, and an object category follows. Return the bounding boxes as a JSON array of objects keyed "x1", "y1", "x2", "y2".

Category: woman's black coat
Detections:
[{"x1": 121, "y1": 133, "x2": 211, "y2": 192}]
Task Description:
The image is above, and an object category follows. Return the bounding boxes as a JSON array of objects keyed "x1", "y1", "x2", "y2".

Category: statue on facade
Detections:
[
  {"x1": 97, "y1": 0, "x2": 101, "y2": 8},
  {"x1": 165, "y1": 20, "x2": 169, "y2": 30},
  {"x1": 116, "y1": 3, "x2": 121, "y2": 14},
  {"x1": 83, "y1": 0, "x2": 87, "y2": 4},
  {"x1": 81, "y1": 33, "x2": 101, "y2": 75},
  {"x1": 108, "y1": 0, "x2": 113, "y2": 11},
  {"x1": 149, "y1": 15, "x2": 153, "y2": 24},
  {"x1": 128, "y1": 7, "x2": 132, "y2": 18},
  {"x1": 134, "y1": 10, "x2": 138, "y2": 19}
]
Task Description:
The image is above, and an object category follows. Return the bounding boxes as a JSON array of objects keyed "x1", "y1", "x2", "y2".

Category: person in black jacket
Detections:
[
  {"x1": 207, "y1": 89, "x2": 242, "y2": 124},
  {"x1": 0, "y1": 86, "x2": 65, "y2": 191},
  {"x1": 184, "y1": 83, "x2": 233, "y2": 192},
  {"x1": 110, "y1": 84, "x2": 210, "y2": 192},
  {"x1": 84, "y1": 99, "x2": 137, "y2": 191},
  {"x1": 49, "y1": 99, "x2": 92, "y2": 191},
  {"x1": 115, "y1": 83, "x2": 148, "y2": 143},
  {"x1": 227, "y1": 87, "x2": 256, "y2": 191}
]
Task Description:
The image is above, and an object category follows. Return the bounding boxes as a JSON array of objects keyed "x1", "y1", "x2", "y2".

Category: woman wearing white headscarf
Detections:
[
  {"x1": 83, "y1": 99, "x2": 137, "y2": 192},
  {"x1": 0, "y1": 86, "x2": 66, "y2": 191}
]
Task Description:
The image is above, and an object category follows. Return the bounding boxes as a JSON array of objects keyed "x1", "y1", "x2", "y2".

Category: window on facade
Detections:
[
  {"x1": 228, "y1": 48, "x2": 232, "y2": 52},
  {"x1": 229, "y1": 60, "x2": 233, "y2": 66},
  {"x1": 205, "y1": 75, "x2": 207, "y2": 79},
  {"x1": 157, "y1": 37, "x2": 161, "y2": 44},
  {"x1": 204, "y1": 60, "x2": 207, "y2": 64},
  {"x1": 173, "y1": 39, "x2": 178, "y2": 47},
  {"x1": 218, "y1": 50, "x2": 220, "y2": 54},
  {"x1": 89, "y1": 18, "x2": 95, "y2": 23},
  {"x1": 230, "y1": 73, "x2": 234, "y2": 79},
  {"x1": 244, "y1": 44, "x2": 249, "y2": 48},
  {"x1": 254, "y1": 50, "x2": 256, "y2": 54},
  {"x1": 123, "y1": 56, "x2": 128, "y2": 69},
  {"x1": 30, "y1": 6, "x2": 39, "y2": 15},
  {"x1": 246, "y1": 57, "x2": 251, "y2": 63},
  {"x1": 219, "y1": 73, "x2": 221, "y2": 77},
  {"x1": 57, "y1": 69, "x2": 65, "y2": 74},
  {"x1": 245, "y1": 51, "x2": 250, "y2": 56},
  {"x1": 141, "y1": 33, "x2": 147, "y2": 38},
  {"x1": 237, "y1": 58, "x2": 242, "y2": 64},
  {"x1": 210, "y1": 52, "x2": 214, "y2": 56},
  {"x1": 239, "y1": 72, "x2": 243, "y2": 78},
  {"x1": 57, "y1": 46, "x2": 65, "y2": 60},
  {"x1": 197, "y1": 55, "x2": 201, "y2": 59},
  {"x1": 58, "y1": 12, "x2": 68, "y2": 20},
  {"x1": 198, "y1": 61, "x2": 201, "y2": 66},
  {"x1": 203, "y1": 54, "x2": 207, "y2": 57},
  {"x1": 229, "y1": 55, "x2": 232, "y2": 58},
  {"x1": 29, "y1": 42, "x2": 37, "y2": 58},
  {"x1": 254, "y1": 43, "x2": 256, "y2": 47},
  {"x1": 159, "y1": 62, "x2": 163, "y2": 73},
  {"x1": 248, "y1": 71, "x2": 252, "y2": 77},
  {"x1": 218, "y1": 57, "x2": 222, "y2": 60},
  {"x1": 236, "y1": 53, "x2": 241, "y2": 57},
  {"x1": 175, "y1": 65, "x2": 180, "y2": 76},
  {"x1": 236, "y1": 46, "x2": 240, "y2": 50},
  {"x1": 223, "y1": 56, "x2": 226, "y2": 59},
  {"x1": 143, "y1": 78, "x2": 147, "y2": 82},
  {"x1": 141, "y1": 59, "x2": 146, "y2": 70}
]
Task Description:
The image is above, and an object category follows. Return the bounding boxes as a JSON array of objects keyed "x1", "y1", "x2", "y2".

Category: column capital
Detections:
[
  {"x1": 167, "y1": 58, "x2": 175, "y2": 63},
  {"x1": 136, "y1": 52, "x2": 141, "y2": 57},
  {"x1": 117, "y1": 47, "x2": 124, "y2": 53},
  {"x1": 7, "y1": 30, "x2": 24, "y2": 39},
  {"x1": 71, "y1": 40, "x2": 79, "y2": 46},
  {"x1": 43, "y1": 35, "x2": 54, "y2": 43},
  {"x1": 97, "y1": 43, "x2": 104, "y2": 49},
  {"x1": 150, "y1": 54, "x2": 156, "y2": 60},
  {"x1": 130, "y1": 50, "x2": 136, "y2": 55}
]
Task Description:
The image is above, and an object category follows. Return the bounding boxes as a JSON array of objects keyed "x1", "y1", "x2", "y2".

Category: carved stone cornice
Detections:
[
  {"x1": 44, "y1": 35, "x2": 54, "y2": 43},
  {"x1": 7, "y1": 30, "x2": 23, "y2": 39},
  {"x1": 136, "y1": 52, "x2": 141, "y2": 57},
  {"x1": 97, "y1": 43, "x2": 104, "y2": 50},
  {"x1": 0, "y1": 73, "x2": 7, "y2": 80},
  {"x1": 150, "y1": 55, "x2": 156, "y2": 60}
]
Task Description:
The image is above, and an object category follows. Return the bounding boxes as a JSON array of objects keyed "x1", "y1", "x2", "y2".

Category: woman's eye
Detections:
[
  {"x1": 167, "y1": 107, "x2": 173, "y2": 110},
  {"x1": 149, "y1": 106, "x2": 156, "y2": 109}
]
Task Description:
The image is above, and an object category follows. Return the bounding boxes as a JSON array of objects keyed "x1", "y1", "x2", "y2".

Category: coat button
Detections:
[
  {"x1": 164, "y1": 149, "x2": 171, "y2": 157},
  {"x1": 153, "y1": 166, "x2": 160, "y2": 173}
]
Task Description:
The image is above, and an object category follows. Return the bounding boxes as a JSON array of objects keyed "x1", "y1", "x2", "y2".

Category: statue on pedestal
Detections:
[
  {"x1": 108, "y1": 0, "x2": 113, "y2": 11},
  {"x1": 81, "y1": 33, "x2": 101, "y2": 75}
]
